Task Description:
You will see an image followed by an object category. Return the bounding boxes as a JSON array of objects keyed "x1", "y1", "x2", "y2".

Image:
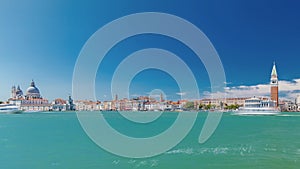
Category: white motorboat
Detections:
[
  {"x1": 0, "y1": 104, "x2": 22, "y2": 114},
  {"x1": 235, "y1": 97, "x2": 280, "y2": 115}
]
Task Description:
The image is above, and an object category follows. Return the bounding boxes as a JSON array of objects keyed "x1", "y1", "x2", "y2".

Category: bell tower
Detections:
[
  {"x1": 270, "y1": 62, "x2": 279, "y2": 107},
  {"x1": 11, "y1": 85, "x2": 16, "y2": 99}
]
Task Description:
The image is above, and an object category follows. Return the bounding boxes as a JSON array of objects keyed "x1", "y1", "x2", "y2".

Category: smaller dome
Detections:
[{"x1": 16, "y1": 85, "x2": 23, "y2": 96}]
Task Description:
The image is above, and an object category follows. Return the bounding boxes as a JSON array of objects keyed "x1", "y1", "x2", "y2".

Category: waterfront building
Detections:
[
  {"x1": 51, "y1": 96, "x2": 75, "y2": 111},
  {"x1": 270, "y1": 62, "x2": 279, "y2": 107},
  {"x1": 198, "y1": 97, "x2": 250, "y2": 109},
  {"x1": 277, "y1": 97, "x2": 300, "y2": 112},
  {"x1": 297, "y1": 96, "x2": 300, "y2": 112},
  {"x1": 9, "y1": 80, "x2": 51, "y2": 111},
  {"x1": 74, "y1": 100, "x2": 101, "y2": 111},
  {"x1": 296, "y1": 95, "x2": 300, "y2": 105},
  {"x1": 224, "y1": 98, "x2": 250, "y2": 106},
  {"x1": 283, "y1": 100, "x2": 297, "y2": 112},
  {"x1": 102, "y1": 101, "x2": 112, "y2": 110},
  {"x1": 52, "y1": 98, "x2": 67, "y2": 111}
]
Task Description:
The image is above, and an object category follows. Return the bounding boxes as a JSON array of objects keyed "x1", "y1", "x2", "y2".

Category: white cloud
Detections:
[
  {"x1": 130, "y1": 94, "x2": 141, "y2": 97},
  {"x1": 224, "y1": 81, "x2": 232, "y2": 85},
  {"x1": 203, "y1": 78, "x2": 300, "y2": 101},
  {"x1": 176, "y1": 92, "x2": 186, "y2": 96}
]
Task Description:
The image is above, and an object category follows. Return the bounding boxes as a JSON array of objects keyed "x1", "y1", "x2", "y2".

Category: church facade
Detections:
[{"x1": 9, "y1": 80, "x2": 51, "y2": 111}]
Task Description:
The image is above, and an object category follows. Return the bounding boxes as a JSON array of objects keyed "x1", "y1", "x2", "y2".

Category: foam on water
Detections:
[
  {"x1": 110, "y1": 159, "x2": 159, "y2": 168},
  {"x1": 133, "y1": 159, "x2": 159, "y2": 168},
  {"x1": 264, "y1": 148, "x2": 277, "y2": 152},
  {"x1": 112, "y1": 160, "x2": 120, "y2": 165},
  {"x1": 128, "y1": 159, "x2": 136, "y2": 164},
  {"x1": 165, "y1": 148, "x2": 194, "y2": 155},
  {"x1": 275, "y1": 114, "x2": 300, "y2": 117},
  {"x1": 198, "y1": 147, "x2": 229, "y2": 155},
  {"x1": 165, "y1": 145, "x2": 255, "y2": 156}
]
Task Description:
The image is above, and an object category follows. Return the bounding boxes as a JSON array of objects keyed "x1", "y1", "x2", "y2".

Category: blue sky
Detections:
[{"x1": 0, "y1": 0, "x2": 300, "y2": 101}]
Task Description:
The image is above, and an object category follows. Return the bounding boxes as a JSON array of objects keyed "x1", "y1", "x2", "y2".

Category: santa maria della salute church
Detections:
[
  {"x1": 12, "y1": 80, "x2": 42, "y2": 99},
  {"x1": 9, "y1": 80, "x2": 51, "y2": 111}
]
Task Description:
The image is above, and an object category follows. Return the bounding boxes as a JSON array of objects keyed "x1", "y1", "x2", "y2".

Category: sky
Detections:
[{"x1": 0, "y1": 0, "x2": 300, "y2": 101}]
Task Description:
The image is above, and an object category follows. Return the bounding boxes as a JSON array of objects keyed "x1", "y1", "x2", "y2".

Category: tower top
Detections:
[
  {"x1": 30, "y1": 79, "x2": 35, "y2": 87},
  {"x1": 271, "y1": 62, "x2": 277, "y2": 77}
]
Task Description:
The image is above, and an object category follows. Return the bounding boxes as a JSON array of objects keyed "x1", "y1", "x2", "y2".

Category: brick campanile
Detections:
[{"x1": 270, "y1": 62, "x2": 279, "y2": 107}]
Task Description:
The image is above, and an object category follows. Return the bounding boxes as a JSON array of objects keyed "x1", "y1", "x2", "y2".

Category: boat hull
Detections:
[
  {"x1": 0, "y1": 104, "x2": 22, "y2": 114},
  {"x1": 234, "y1": 108, "x2": 280, "y2": 115},
  {"x1": 0, "y1": 109, "x2": 22, "y2": 114}
]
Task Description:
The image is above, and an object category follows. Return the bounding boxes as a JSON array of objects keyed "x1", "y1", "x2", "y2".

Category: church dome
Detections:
[
  {"x1": 16, "y1": 85, "x2": 23, "y2": 97},
  {"x1": 25, "y1": 80, "x2": 41, "y2": 99},
  {"x1": 26, "y1": 86, "x2": 40, "y2": 94}
]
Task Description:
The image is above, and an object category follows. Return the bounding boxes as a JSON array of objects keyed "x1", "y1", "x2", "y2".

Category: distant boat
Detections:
[
  {"x1": 0, "y1": 104, "x2": 22, "y2": 114},
  {"x1": 235, "y1": 97, "x2": 280, "y2": 115}
]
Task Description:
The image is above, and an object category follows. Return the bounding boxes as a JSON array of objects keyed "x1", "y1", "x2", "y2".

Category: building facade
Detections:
[{"x1": 9, "y1": 80, "x2": 51, "y2": 111}]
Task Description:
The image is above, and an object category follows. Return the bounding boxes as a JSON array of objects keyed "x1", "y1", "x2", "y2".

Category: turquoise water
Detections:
[{"x1": 1, "y1": 112, "x2": 300, "y2": 169}]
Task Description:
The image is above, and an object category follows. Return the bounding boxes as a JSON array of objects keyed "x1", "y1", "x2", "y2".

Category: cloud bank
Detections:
[{"x1": 203, "y1": 78, "x2": 300, "y2": 101}]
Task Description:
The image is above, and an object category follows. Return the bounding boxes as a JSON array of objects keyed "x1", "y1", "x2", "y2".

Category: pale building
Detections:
[
  {"x1": 199, "y1": 98, "x2": 248, "y2": 107},
  {"x1": 52, "y1": 98, "x2": 67, "y2": 111},
  {"x1": 74, "y1": 100, "x2": 101, "y2": 111},
  {"x1": 296, "y1": 95, "x2": 300, "y2": 105},
  {"x1": 296, "y1": 96, "x2": 300, "y2": 112}
]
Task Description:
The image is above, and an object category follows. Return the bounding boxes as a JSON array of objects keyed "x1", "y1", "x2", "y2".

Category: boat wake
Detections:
[
  {"x1": 274, "y1": 114, "x2": 300, "y2": 117},
  {"x1": 230, "y1": 112, "x2": 280, "y2": 116}
]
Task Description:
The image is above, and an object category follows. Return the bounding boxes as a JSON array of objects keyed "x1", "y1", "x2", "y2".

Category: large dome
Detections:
[
  {"x1": 25, "y1": 80, "x2": 41, "y2": 99},
  {"x1": 26, "y1": 86, "x2": 40, "y2": 94}
]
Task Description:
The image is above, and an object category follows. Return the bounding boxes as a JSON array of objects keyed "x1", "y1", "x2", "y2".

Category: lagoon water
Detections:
[{"x1": 1, "y1": 111, "x2": 300, "y2": 169}]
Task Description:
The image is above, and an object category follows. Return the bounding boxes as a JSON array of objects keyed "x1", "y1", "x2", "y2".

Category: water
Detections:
[{"x1": 1, "y1": 111, "x2": 300, "y2": 169}]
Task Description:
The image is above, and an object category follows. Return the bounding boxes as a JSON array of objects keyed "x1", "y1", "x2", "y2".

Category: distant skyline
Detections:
[{"x1": 1, "y1": 0, "x2": 300, "y2": 101}]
